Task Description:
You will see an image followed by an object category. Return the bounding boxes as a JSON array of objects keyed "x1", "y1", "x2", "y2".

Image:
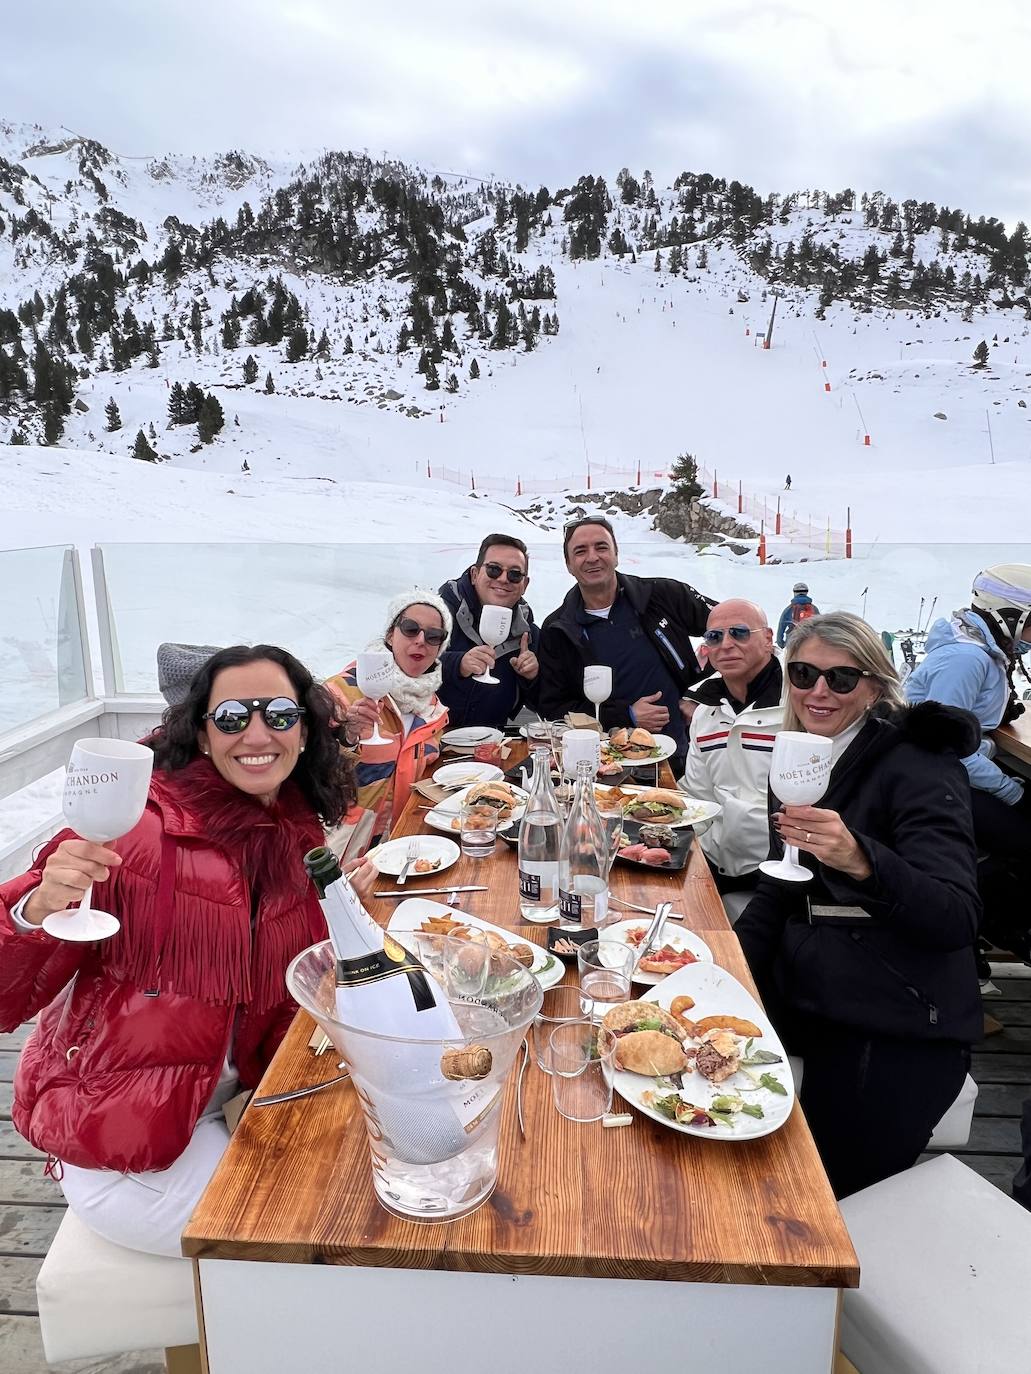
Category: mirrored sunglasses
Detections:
[
  {"x1": 702, "y1": 625, "x2": 753, "y2": 645},
  {"x1": 786, "y1": 662, "x2": 873, "y2": 695},
  {"x1": 482, "y1": 561, "x2": 527, "y2": 585},
  {"x1": 203, "y1": 697, "x2": 306, "y2": 734},
  {"x1": 395, "y1": 617, "x2": 447, "y2": 646}
]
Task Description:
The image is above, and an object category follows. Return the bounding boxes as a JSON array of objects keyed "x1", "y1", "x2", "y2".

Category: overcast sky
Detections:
[{"x1": 4, "y1": 0, "x2": 1030, "y2": 225}]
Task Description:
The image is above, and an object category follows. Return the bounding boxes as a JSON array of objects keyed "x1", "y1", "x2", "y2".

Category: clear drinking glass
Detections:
[
  {"x1": 759, "y1": 731, "x2": 834, "y2": 883},
  {"x1": 549, "y1": 1022, "x2": 617, "y2": 1122},
  {"x1": 530, "y1": 984, "x2": 585, "y2": 1074},
  {"x1": 472, "y1": 606, "x2": 513, "y2": 685},
  {"x1": 460, "y1": 799, "x2": 497, "y2": 858},
  {"x1": 576, "y1": 940, "x2": 634, "y2": 1020},
  {"x1": 44, "y1": 738, "x2": 154, "y2": 942},
  {"x1": 355, "y1": 652, "x2": 394, "y2": 744}
]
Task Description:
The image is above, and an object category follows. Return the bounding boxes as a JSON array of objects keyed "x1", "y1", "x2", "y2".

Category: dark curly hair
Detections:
[{"x1": 150, "y1": 644, "x2": 355, "y2": 826}]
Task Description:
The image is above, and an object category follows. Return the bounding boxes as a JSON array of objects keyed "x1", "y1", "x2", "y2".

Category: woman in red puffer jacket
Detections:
[{"x1": 0, "y1": 644, "x2": 361, "y2": 1257}]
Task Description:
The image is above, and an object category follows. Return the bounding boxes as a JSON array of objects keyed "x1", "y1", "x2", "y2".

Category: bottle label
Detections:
[
  {"x1": 336, "y1": 941, "x2": 435, "y2": 1011},
  {"x1": 519, "y1": 870, "x2": 540, "y2": 901},
  {"x1": 559, "y1": 887, "x2": 583, "y2": 923}
]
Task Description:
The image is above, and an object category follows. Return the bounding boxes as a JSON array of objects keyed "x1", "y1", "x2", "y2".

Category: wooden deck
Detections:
[{"x1": 2, "y1": 975, "x2": 1027, "y2": 1370}]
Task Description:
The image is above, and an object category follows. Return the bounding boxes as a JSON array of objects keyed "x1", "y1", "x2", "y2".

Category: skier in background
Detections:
[
  {"x1": 784, "y1": 474, "x2": 792, "y2": 490},
  {"x1": 777, "y1": 582, "x2": 819, "y2": 648}
]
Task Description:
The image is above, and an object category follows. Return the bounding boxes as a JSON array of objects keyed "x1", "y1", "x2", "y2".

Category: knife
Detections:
[
  {"x1": 372, "y1": 885, "x2": 489, "y2": 899},
  {"x1": 608, "y1": 894, "x2": 684, "y2": 919}
]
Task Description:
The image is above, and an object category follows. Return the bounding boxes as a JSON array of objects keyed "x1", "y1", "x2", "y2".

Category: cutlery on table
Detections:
[
  {"x1": 396, "y1": 838, "x2": 419, "y2": 887},
  {"x1": 515, "y1": 1038, "x2": 530, "y2": 1141},
  {"x1": 608, "y1": 894, "x2": 685, "y2": 920},
  {"x1": 252, "y1": 1067, "x2": 351, "y2": 1108},
  {"x1": 373, "y1": 886, "x2": 488, "y2": 899},
  {"x1": 633, "y1": 901, "x2": 672, "y2": 968}
]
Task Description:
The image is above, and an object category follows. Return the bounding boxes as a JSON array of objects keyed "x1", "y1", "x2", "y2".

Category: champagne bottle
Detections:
[
  {"x1": 557, "y1": 759, "x2": 609, "y2": 929},
  {"x1": 302, "y1": 847, "x2": 495, "y2": 1164},
  {"x1": 517, "y1": 746, "x2": 563, "y2": 923}
]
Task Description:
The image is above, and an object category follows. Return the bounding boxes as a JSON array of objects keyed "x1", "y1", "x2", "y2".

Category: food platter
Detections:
[
  {"x1": 594, "y1": 785, "x2": 721, "y2": 830},
  {"x1": 423, "y1": 781, "x2": 528, "y2": 834},
  {"x1": 601, "y1": 919, "x2": 712, "y2": 986},
  {"x1": 611, "y1": 961, "x2": 795, "y2": 1140},
  {"x1": 601, "y1": 732, "x2": 677, "y2": 767},
  {"x1": 611, "y1": 819, "x2": 694, "y2": 873},
  {"x1": 388, "y1": 898, "x2": 564, "y2": 990}
]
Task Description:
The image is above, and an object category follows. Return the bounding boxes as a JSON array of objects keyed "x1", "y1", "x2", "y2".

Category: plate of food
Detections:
[
  {"x1": 602, "y1": 919, "x2": 712, "y2": 985},
  {"x1": 607, "y1": 962, "x2": 795, "y2": 1139},
  {"x1": 441, "y1": 727, "x2": 505, "y2": 752},
  {"x1": 432, "y1": 761, "x2": 505, "y2": 788},
  {"x1": 388, "y1": 899, "x2": 564, "y2": 989},
  {"x1": 366, "y1": 835, "x2": 460, "y2": 878},
  {"x1": 424, "y1": 780, "x2": 528, "y2": 834},
  {"x1": 601, "y1": 728, "x2": 677, "y2": 767},
  {"x1": 594, "y1": 786, "x2": 721, "y2": 830},
  {"x1": 612, "y1": 820, "x2": 693, "y2": 872}
]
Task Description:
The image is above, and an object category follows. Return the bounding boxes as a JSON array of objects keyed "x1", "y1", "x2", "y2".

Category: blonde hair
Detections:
[{"x1": 781, "y1": 611, "x2": 905, "y2": 733}]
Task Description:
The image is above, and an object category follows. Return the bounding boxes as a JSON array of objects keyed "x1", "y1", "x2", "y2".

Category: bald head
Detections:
[{"x1": 704, "y1": 599, "x2": 774, "y2": 702}]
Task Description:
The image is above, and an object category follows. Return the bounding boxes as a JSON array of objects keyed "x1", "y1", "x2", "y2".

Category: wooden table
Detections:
[
  {"x1": 183, "y1": 747, "x2": 858, "y2": 1373},
  {"x1": 994, "y1": 714, "x2": 1031, "y2": 778}
]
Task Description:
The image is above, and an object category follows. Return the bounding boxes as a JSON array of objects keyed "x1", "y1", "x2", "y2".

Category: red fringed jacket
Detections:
[{"x1": 0, "y1": 759, "x2": 325, "y2": 1173}]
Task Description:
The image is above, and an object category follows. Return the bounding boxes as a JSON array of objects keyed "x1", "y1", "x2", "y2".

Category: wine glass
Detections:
[
  {"x1": 759, "y1": 731, "x2": 834, "y2": 883},
  {"x1": 355, "y1": 652, "x2": 394, "y2": 744},
  {"x1": 583, "y1": 665, "x2": 612, "y2": 722},
  {"x1": 43, "y1": 738, "x2": 154, "y2": 942},
  {"x1": 472, "y1": 606, "x2": 513, "y2": 685}
]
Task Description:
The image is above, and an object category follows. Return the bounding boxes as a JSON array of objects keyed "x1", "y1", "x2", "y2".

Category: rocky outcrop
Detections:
[{"x1": 652, "y1": 489, "x2": 756, "y2": 546}]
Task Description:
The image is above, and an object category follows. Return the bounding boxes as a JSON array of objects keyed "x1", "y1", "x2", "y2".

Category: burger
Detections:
[
  {"x1": 608, "y1": 726, "x2": 659, "y2": 759},
  {"x1": 624, "y1": 789, "x2": 686, "y2": 825},
  {"x1": 602, "y1": 1001, "x2": 690, "y2": 1076},
  {"x1": 465, "y1": 781, "x2": 520, "y2": 824}
]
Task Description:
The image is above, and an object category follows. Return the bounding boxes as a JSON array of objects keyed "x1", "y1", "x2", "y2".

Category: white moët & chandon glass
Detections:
[
  {"x1": 583, "y1": 665, "x2": 612, "y2": 722},
  {"x1": 759, "y1": 731, "x2": 834, "y2": 883},
  {"x1": 471, "y1": 605, "x2": 513, "y2": 685},
  {"x1": 355, "y1": 652, "x2": 394, "y2": 744}
]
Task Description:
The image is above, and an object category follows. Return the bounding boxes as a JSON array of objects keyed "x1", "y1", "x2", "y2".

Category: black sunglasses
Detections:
[
  {"x1": 202, "y1": 697, "x2": 306, "y2": 734},
  {"x1": 787, "y1": 662, "x2": 874, "y2": 695},
  {"x1": 703, "y1": 625, "x2": 754, "y2": 645},
  {"x1": 481, "y1": 561, "x2": 527, "y2": 585},
  {"x1": 394, "y1": 617, "x2": 447, "y2": 646}
]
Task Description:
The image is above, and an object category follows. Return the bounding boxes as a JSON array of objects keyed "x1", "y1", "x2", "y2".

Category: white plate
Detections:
[
  {"x1": 388, "y1": 899, "x2": 565, "y2": 990},
  {"x1": 441, "y1": 727, "x2": 504, "y2": 749},
  {"x1": 594, "y1": 786, "x2": 722, "y2": 831},
  {"x1": 366, "y1": 835, "x2": 460, "y2": 878},
  {"x1": 602, "y1": 733, "x2": 678, "y2": 766},
  {"x1": 602, "y1": 919, "x2": 713, "y2": 986},
  {"x1": 432, "y1": 762, "x2": 504, "y2": 787},
  {"x1": 424, "y1": 782, "x2": 529, "y2": 834},
  {"x1": 611, "y1": 961, "x2": 795, "y2": 1140}
]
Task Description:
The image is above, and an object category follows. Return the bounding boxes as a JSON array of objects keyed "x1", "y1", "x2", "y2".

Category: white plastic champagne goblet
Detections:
[
  {"x1": 759, "y1": 731, "x2": 834, "y2": 883},
  {"x1": 355, "y1": 652, "x2": 394, "y2": 744},
  {"x1": 43, "y1": 738, "x2": 154, "y2": 942},
  {"x1": 583, "y1": 665, "x2": 612, "y2": 723},
  {"x1": 472, "y1": 605, "x2": 513, "y2": 685}
]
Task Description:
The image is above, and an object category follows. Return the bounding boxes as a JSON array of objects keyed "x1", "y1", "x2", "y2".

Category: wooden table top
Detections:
[
  {"x1": 994, "y1": 713, "x2": 1031, "y2": 766},
  {"x1": 183, "y1": 745, "x2": 859, "y2": 1289}
]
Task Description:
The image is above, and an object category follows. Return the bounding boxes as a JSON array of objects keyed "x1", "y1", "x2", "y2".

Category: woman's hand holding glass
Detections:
[
  {"x1": 23, "y1": 839, "x2": 123, "y2": 927},
  {"x1": 343, "y1": 696, "x2": 385, "y2": 745},
  {"x1": 774, "y1": 805, "x2": 872, "y2": 881}
]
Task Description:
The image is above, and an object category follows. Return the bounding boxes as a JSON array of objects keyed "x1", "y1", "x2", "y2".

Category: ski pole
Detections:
[{"x1": 916, "y1": 597, "x2": 925, "y2": 634}]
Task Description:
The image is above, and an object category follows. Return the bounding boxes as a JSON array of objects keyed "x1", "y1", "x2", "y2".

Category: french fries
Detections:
[{"x1": 691, "y1": 1014, "x2": 763, "y2": 1039}]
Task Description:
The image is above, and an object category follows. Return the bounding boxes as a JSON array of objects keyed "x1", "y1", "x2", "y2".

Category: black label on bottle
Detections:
[
  {"x1": 519, "y1": 870, "x2": 541, "y2": 901},
  {"x1": 559, "y1": 888, "x2": 582, "y2": 923},
  {"x1": 336, "y1": 937, "x2": 435, "y2": 1012}
]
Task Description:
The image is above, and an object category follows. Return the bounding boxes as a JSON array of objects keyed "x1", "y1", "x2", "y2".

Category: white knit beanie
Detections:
[{"x1": 383, "y1": 588, "x2": 453, "y2": 646}]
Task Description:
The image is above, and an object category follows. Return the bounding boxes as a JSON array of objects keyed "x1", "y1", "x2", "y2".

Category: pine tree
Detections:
[
  {"x1": 198, "y1": 393, "x2": 225, "y2": 443},
  {"x1": 168, "y1": 381, "x2": 186, "y2": 425},
  {"x1": 105, "y1": 397, "x2": 121, "y2": 432},
  {"x1": 343, "y1": 333, "x2": 353, "y2": 354},
  {"x1": 441, "y1": 318, "x2": 457, "y2": 352},
  {"x1": 9, "y1": 428, "x2": 26, "y2": 445},
  {"x1": 42, "y1": 402, "x2": 64, "y2": 445},
  {"x1": 445, "y1": 372, "x2": 459, "y2": 393},
  {"x1": 469, "y1": 358, "x2": 480, "y2": 379},
  {"x1": 697, "y1": 245, "x2": 709, "y2": 270},
  {"x1": 654, "y1": 251, "x2": 662, "y2": 273},
  {"x1": 316, "y1": 328, "x2": 330, "y2": 357},
  {"x1": 397, "y1": 322, "x2": 411, "y2": 353},
  {"x1": 148, "y1": 421, "x2": 157, "y2": 441},
  {"x1": 286, "y1": 325, "x2": 308, "y2": 362},
  {"x1": 132, "y1": 428, "x2": 158, "y2": 462},
  {"x1": 243, "y1": 354, "x2": 259, "y2": 384},
  {"x1": 424, "y1": 360, "x2": 440, "y2": 391},
  {"x1": 973, "y1": 339, "x2": 989, "y2": 368},
  {"x1": 264, "y1": 372, "x2": 275, "y2": 394},
  {"x1": 147, "y1": 340, "x2": 160, "y2": 368},
  {"x1": 183, "y1": 381, "x2": 206, "y2": 423},
  {"x1": 491, "y1": 299, "x2": 513, "y2": 350}
]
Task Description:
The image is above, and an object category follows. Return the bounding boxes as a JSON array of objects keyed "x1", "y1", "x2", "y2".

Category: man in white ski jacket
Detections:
[{"x1": 683, "y1": 599, "x2": 784, "y2": 891}]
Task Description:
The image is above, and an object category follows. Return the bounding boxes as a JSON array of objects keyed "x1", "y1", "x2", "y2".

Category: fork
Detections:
[{"x1": 396, "y1": 837, "x2": 419, "y2": 886}]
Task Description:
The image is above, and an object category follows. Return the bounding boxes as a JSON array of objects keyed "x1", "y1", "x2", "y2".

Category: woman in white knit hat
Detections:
[{"x1": 325, "y1": 589, "x2": 452, "y2": 849}]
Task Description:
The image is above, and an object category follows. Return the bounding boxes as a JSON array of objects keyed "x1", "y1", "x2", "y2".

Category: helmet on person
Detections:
[
  {"x1": 792, "y1": 581, "x2": 809, "y2": 595},
  {"x1": 971, "y1": 564, "x2": 1031, "y2": 647}
]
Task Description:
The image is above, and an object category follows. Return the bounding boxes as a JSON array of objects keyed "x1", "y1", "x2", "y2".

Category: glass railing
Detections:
[{"x1": 0, "y1": 545, "x2": 92, "y2": 736}]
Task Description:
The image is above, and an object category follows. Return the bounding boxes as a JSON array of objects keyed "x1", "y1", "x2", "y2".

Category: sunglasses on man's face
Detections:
[
  {"x1": 481, "y1": 561, "x2": 527, "y2": 585},
  {"x1": 703, "y1": 625, "x2": 754, "y2": 646},
  {"x1": 203, "y1": 697, "x2": 306, "y2": 734},
  {"x1": 394, "y1": 617, "x2": 447, "y2": 646},
  {"x1": 786, "y1": 662, "x2": 874, "y2": 695}
]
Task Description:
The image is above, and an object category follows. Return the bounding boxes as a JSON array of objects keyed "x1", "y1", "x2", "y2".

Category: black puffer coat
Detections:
[{"x1": 735, "y1": 702, "x2": 983, "y2": 1044}]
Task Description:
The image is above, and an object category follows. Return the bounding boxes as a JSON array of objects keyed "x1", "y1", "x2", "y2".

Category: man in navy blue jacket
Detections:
[{"x1": 438, "y1": 534, "x2": 541, "y2": 731}]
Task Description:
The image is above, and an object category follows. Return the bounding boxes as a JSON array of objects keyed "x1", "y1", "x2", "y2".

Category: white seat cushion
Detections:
[
  {"x1": 927, "y1": 1073, "x2": 978, "y2": 1149},
  {"x1": 37, "y1": 1207, "x2": 198, "y2": 1363},
  {"x1": 720, "y1": 891, "x2": 752, "y2": 926},
  {"x1": 839, "y1": 1154, "x2": 1031, "y2": 1374}
]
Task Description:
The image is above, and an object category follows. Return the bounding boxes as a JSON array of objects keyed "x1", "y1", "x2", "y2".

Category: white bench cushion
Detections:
[
  {"x1": 839, "y1": 1154, "x2": 1031, "y2": 1374},
  {"x1": 36, "y1": 1207, "x2": 198, "y2": 1362}
]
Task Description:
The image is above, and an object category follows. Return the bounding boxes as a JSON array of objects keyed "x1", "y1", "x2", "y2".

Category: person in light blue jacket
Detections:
[{"x1": 904, "y1": 563, "x2": 1031, "y2": 966}]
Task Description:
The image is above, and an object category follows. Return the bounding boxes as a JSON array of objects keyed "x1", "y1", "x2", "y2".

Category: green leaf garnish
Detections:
[{"x1": 759, "y1": 1072, "x2": 788, "y2": 1096}]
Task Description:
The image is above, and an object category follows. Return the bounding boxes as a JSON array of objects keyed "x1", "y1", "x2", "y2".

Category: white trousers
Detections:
[{"x1": 59, "y1": 1114, "x2": 231, "y2": 1259}]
